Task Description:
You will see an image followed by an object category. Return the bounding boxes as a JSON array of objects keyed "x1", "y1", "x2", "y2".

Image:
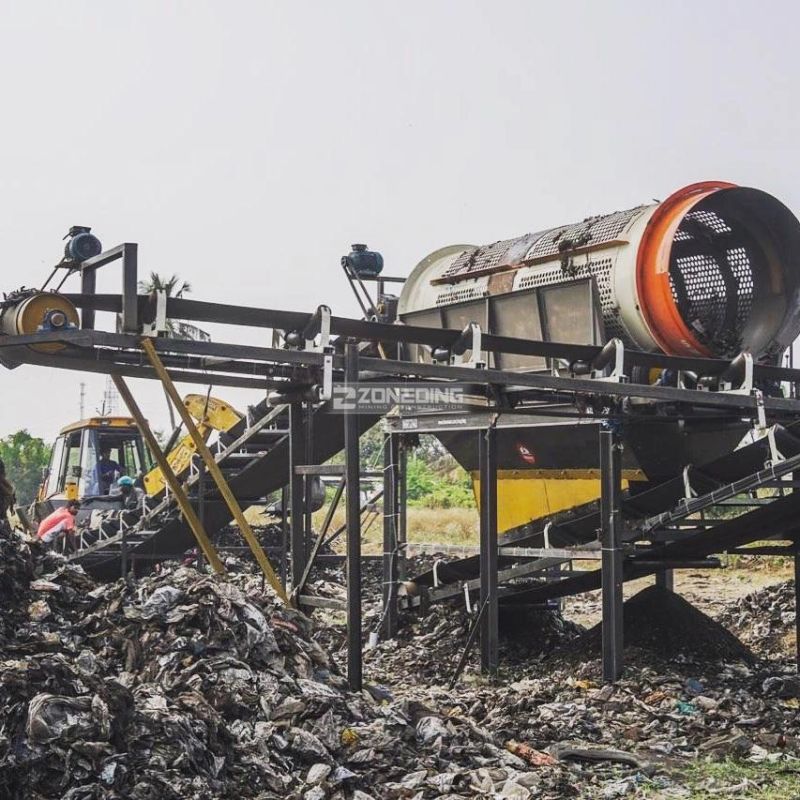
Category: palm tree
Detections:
[
  {"x1": 138, "y1": 272, "x2": 210, "y2": 428},
  {"x1": 139, "y1": 271, "x2": 192, "y2": 297}
]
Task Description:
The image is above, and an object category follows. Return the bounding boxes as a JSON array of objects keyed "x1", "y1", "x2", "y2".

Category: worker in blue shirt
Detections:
[{"x1": 95, "y1": 448, "x2": 120, "y2": 494}]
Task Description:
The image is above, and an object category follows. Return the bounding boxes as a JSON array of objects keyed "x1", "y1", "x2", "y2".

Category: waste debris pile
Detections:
[
  {"x1": 354, "y1": 603, "x2": 582, "y2": 688},
  {"x1": 0, "y1": 526, "x2": 576, "y2": 800},
  {"x1": 339, "y1": 581, "x2": 800, "y2": 798},
  {"x1": 379, "y1": 652, "x2": 800, "y2": 798},
  {"x1": 719, "y1": 579, "x2": 796, "y2": 657},
  {"x1": 1, "y1": 518, "x2": 799, "y2": 800}
]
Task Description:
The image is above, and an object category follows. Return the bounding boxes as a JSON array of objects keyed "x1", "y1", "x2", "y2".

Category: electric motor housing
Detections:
[
  {"x1": 343, "y1": 243, "x2": 384, "y2": 278},
  {"x1": 64, "y1": 226, "x2": 102, "y2": 263}
]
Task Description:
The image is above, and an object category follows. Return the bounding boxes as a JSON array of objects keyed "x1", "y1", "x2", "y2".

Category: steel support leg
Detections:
[
  {"x1": 344, "y1": 342, "x2": 362, "y2": 691},
  {"x1": 795, "y1": 550, "x2": 800, "y2": 674},
  {"x1": 280, "y1": 486, "x2": 288, "y2": 589},
  {"x1": 479, "y1": 426, "x2": 499, "y2": 676},
  {"x1": 382, "y1": 432, "x2": 399, "y2": 638},
  {"x1": 197, "y1": 461, "x2": 206, "y2": 571},
  {"x1": 120, "y1": 243, "x2": 139, "y2": 333},
  {"x1": 655, "y1": 569, "x2": 674, "y2": 591},
  {"x1": 600, "y1": 425, "x2": 624, "y2": 682},
  {"x1": 80, "y1": 267, "x2": 97, "y2": 329},
  {"x1": 397, "y1": 437, "x2": 408, "y2": 581},
  {"x1": 304, "y1": 401, "x2": 314, "y2": 561},
  {"x1": 120, "y1": 525, "x2": 128, "y2": 578},
  {"x1": 289, "y1": 402, "x2": 306, "y2": 589}
]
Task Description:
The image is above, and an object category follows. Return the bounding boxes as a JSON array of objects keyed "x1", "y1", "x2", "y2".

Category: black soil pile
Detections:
[
  {"x1": 570, "y1": 586, "x2": 753, "y2": 663},
  {"x1": 499, "y1": 605, "x2": 584, "y2": 662}
]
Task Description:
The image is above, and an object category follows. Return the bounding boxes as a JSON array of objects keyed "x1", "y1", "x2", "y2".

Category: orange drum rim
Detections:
[{"x1": 636, "y1": 181, "x2": 737, "y2": 356}]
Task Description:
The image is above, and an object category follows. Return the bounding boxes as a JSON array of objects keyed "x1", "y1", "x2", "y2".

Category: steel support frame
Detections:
[
  {"x1": 479, "y1": 425, "x2": 499, "y2": 676},
  {"x1": 655, "y1": 569, "x2": 675, "y2": 591},
  {"x1": 17, "y1": 347, "x2": 281, "y2": 390},
  {"x1": 304, "y1": 402, "x2": 314, "y2": 562},
  {"x1": 344, "y1": 342, "x2": 363, "y2": 691},
  {"x1": 60, "y1": 289, "x2": 800, "y2": 386},
  {"x1": 289, "y1": 402, "x2": 306, "y2": 589},
  {"x1": 397, "y1": 437, "x2": 408, "y2": 581},
  {"x1": 795, "y1": 550, "x2": 800, "y2": 674},
  {"x1": 141, "y1": 337, "x2": 289, "y2": 604},
  {"x1": 280, "y1": 486, "x2": 288, "y2": 588},
  {"x1": 10, "y1": 254, "x2": 800, "y2": 682},
  {"x1": 111, "y1": 373, "x2": 225, "y2": 574},
  {"x1": 382, "y1": 432, "x2": 400, "y2": 638},
  {"x1": 8, "y1": 326, "x2": 800, "y2": 416},
  {"x1": 196, "y1": 461, "x2": 207, "y2": 571},
  {"x1": 293, "y1": 477, "x2": 346, "y2": 599},
  {"x1": 80, "y1": 244, "x2": 138, "y2": 332},
  {"x1": 600, "y1": 425, "x2": 624, "y2": 682}
]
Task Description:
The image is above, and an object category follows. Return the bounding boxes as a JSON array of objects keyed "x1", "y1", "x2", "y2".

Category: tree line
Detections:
[{"x1": 0, "y1": 430, "x2": 50, "y2": 506}]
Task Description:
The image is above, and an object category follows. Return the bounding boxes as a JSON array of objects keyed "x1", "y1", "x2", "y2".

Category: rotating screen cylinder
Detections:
[{"x1": 398, "y1": 182, "x2": 800, "y2": 360}]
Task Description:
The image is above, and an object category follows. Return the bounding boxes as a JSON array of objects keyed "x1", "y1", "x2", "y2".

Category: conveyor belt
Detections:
[
  {"x1": 502, "y1": 489, "x2": 800, "y2": 605},
  {"x1": 409, "y1": 424, "x2": 800, "y2": 593},
  {"x1": 504, "y1": 423, "x2": 800, "y2": 549}
]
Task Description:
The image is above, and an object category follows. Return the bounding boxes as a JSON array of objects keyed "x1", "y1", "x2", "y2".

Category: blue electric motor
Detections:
[
  {"x1": 64, "y1": 225, "x2": 103, "y2": 262},
  {"x1": 342, "y1": 243, "x2": 383, "y2": 278}
]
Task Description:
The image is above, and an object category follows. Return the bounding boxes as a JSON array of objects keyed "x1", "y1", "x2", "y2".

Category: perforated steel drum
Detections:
[{"x1": 399, "y1": 182, "x2": 800, "y2": 360}]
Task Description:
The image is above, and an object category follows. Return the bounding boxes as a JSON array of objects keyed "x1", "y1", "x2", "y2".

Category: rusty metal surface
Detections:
[{"x1": 437, "y1": 205, "x2": 646, "y2": 284}]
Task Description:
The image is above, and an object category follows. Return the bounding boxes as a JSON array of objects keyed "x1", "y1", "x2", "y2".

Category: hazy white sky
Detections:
[{"x1": 1, "y1": 1, "x2": 799, "y2": 441}]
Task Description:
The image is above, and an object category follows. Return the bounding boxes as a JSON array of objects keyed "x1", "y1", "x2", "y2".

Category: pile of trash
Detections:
[
  {"x1": 2, "y1": 520, "x2": 799, "y2": 799},
  {"x1": 0, "y1": 526, "x2": 575, "y2": 799},
  {"x1": 346, "y1": 584, "x2": 800, "y2": 797},
  {"x1": 395, "y1": 655, "x2": 800, "y2": 795},
  {"x1": 353, "y1": 603, "x2": 582, "y2": 689},
  {"x1": 718, "y1": 579, "x2": 796, "y2": 657},
  {"x1": 356, "y1": 613, "x2": 800, "y2": 796}
]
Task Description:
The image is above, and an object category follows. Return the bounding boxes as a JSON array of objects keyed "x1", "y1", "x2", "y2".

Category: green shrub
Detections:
[{"x1": 407, "y1": 456, "x2": 475, "y2": 509}]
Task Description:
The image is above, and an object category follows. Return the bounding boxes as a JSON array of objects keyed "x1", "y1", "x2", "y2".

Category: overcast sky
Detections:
[{"x1": 1, "y1": 1, "x2": 799, "y2": 441}]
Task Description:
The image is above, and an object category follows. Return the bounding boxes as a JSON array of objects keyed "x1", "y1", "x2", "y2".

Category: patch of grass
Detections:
[
  {"x1": 643, "y1": 758, "x2": 800, "y2": 799},
  {"x1": 403, "y1": 506, "x2": 478, "y2": 544},
  {"x1": 719, "y1": 539, "x2": 793, "y2": 572},
  {"x1": 311, "y1": 505, "x2": 478, "y2": 554}
]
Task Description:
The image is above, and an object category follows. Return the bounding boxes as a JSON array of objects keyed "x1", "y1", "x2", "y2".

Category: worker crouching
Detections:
[
  {"x1": 112, "y1": 476, "x2": 146, "y2": 524},
  {"x1": 37, "y1": 500, "x2": 80, "y2": 550}
]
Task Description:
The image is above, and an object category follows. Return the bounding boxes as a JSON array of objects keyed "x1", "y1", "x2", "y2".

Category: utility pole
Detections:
[
  {"x1": 103, "y1": 375, "x2": 119, "y2": 415},
  {"x1": 79, "y1": 382, "x2": 86, "y2": 419}
]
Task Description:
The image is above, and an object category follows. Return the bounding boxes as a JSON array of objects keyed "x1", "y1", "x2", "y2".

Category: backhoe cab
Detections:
[
  {"x1": 36, "y1": 416, "x2": 153, "y2": 518},
  {"x1": 34, "y1": 394, "x2": 245, "y2": 521}
]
